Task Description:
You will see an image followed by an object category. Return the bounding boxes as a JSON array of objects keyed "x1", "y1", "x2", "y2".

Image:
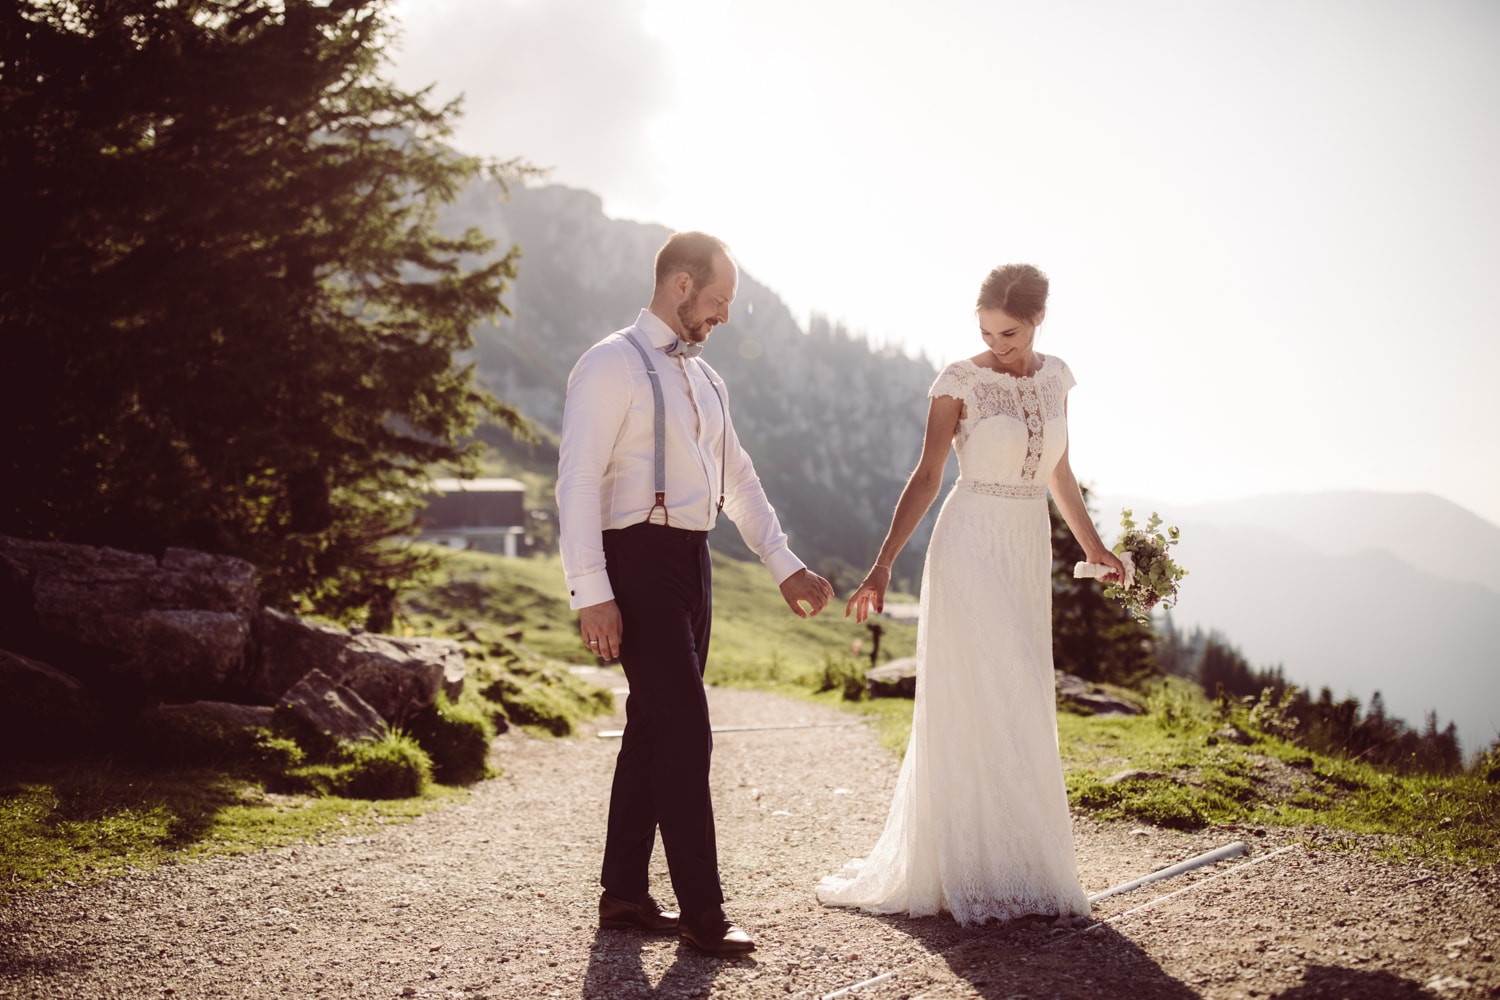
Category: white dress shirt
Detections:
[{"x1": 556, "y1": 309, "x2": 806, "y2": 609}]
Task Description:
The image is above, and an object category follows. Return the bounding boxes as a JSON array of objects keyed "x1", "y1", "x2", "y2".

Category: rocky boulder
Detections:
[
  {"x1": 135, "y1": 700, "x2": 277, "y2": 763},
  {"x1": 1054, "y1": 671, "x2": 1144, "y2": 716},
  {"x1": 340, "y1": 633, "x2": 466, "y2": 724},
  {"x1": 866, "y1": 657, "x2": 917, "y2": 699},
  {"x1": 277, "y1": 669, "x2": 387, "y2": 747},
  {"x1": 254, "y1": 610, "x2": 465, "y2": 725},
  {"x1": 0, "y1": 536, "x2": 256, "y2": 701},
  {"x1": 249, "y1": 609, "x2": 356, "y2": 705},
  {"x1": 0, "y1": 534, "x2": 469, "y2": 754},
  {"x1": 0, "y1": 648, "x2": 98, "y2": 760}
]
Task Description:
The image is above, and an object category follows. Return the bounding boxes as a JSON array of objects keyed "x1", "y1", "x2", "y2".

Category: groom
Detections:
[{"x1": 556, "y1": 231, "x2": 833, "y2": 956}]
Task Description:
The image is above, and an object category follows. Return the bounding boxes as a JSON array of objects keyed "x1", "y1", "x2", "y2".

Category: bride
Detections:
[{"x1": 817, "y1": 264, "x2": 1124, "y2": 926}]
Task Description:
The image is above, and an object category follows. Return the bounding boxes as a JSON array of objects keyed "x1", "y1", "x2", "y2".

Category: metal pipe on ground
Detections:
[
  {"x1": 1087, "y1": 840, "x2": 1249, "y2": 904},
  {"x1": 820, "y1": 971, "x2": 895, "y2": 999},
  {"x1": 1084, "y1": 843, "x2": 1302, "y2": 932},
  {"x1": 597, "y1": 720, "x2": 865, "y2": 739}
]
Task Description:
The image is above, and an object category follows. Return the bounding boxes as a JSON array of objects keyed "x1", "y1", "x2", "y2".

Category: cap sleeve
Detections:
[
  {"x1": 928, "y1": 361, "x2": 973, "y2": 401},
  {"x1": 1053, "y1": 357, "x2": 1076, "y2": 394}
]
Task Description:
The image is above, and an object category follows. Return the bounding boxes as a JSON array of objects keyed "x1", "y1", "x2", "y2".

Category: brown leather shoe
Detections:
[
  {"x1": 599, "y1": 891, "x2": 679, "y2": 934},
  {"x1": 679, "y1": 906, "x2": 756, "y2": 956}
]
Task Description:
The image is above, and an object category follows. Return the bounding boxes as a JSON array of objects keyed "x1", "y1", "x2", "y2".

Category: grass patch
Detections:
[
  {"x1": 403, "y1": 549, "x2": 583, "y2": 662},
  {"x1": 1056, "y1": 679, "x2": 1500, "y2": 864},
  {"x1": 703, "y1": 552, "x2": 918, "y2": 684},
  {"x1": 402, "y1": 547, "x2": 617, "y2": 737},
  {"x1": 404, "y1": 547, "x2": 908, "y2": 740},
  {"x1": 406, "y1": 548, "x2": 920, "y2": 687},
  {"x1": 0, "y1": 757, "x2": 460, "y2": 903}
]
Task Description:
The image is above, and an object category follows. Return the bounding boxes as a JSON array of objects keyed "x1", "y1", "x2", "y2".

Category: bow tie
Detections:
[{"x1": 663, "y1": 338, "x2": 703, "y2": 359}]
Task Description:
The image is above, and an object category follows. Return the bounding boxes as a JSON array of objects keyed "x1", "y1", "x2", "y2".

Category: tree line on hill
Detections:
[{"x1": 1155, "y1": 617, "x2": 1471, "y2": 775}]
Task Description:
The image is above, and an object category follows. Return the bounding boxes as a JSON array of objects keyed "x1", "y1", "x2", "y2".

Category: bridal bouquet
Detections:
[{"x1": 1075, "y1": 509, "x2": 1188, "y2": 624}]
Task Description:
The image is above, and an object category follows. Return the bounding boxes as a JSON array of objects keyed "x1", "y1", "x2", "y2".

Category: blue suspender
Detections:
[{"x1": 623, "y1": 329, "x2": 727, "y2": 525}]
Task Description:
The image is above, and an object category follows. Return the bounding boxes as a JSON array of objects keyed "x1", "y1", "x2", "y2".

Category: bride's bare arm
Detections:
[
  {"x1": 1048, "y1": 407, "x2": 1124, "y2": 581},
  {"x1": 846, "y1": 395, "x2": 962, "y2": 622}
]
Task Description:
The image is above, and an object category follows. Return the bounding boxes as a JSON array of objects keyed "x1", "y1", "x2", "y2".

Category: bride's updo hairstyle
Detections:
[{"x1": 976, "y1": 264, "x2": 1049, "y2": 324}]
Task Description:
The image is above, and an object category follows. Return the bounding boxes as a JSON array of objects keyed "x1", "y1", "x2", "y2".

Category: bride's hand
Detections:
[
  {"x1": 1090, "y1": 550, "x2": 1127, "y2": 585},
  {"x1": 845, "y1": 565, "x2": 891, "y2": 624}
]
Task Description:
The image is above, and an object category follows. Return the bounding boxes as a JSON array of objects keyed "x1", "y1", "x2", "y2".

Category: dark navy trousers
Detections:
[{"x1": 599, "y1": 522, "x2": 722, "y2": 918}]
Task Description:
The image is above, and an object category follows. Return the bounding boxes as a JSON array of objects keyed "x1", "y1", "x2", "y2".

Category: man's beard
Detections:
[{"x1": 676, "y1": 293, "x2": 715, "y2": 342}]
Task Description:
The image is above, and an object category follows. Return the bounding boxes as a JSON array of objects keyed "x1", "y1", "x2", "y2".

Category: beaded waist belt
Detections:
[{"x1": 956, "y1": 480, "x2": 1047, "y2": 499}]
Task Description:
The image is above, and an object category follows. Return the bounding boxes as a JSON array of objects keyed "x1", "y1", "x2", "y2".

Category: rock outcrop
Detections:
[
  {"x1": 278, "y1": 669, "x2": 388, "y2": 746},
  {"x1": 0, "y1": 648, "x2": 98, "y2": 759},
  {"x1": 865, "y1": 657, "x2": 918, "y2": 699},
  {"x1": 0, "y1": 536, "x2": 256, "y2": 701},
  {"x1": 0, "y1": 535, "x2": 467, "y2": 760},
  {"x1": 255, "y1": 610, "x2": 464, "y2": 725},
  {"x1": 1054, "y1": 672, "x2": 1144, "y2": 716}
]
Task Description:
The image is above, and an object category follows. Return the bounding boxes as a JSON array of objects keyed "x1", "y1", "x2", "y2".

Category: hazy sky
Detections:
[{"x1": 387, "y1": 0, "x2": 1500, "y2": 528}]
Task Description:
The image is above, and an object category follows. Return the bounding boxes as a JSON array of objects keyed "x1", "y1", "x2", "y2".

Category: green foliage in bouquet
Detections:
[{"x1": 1107, "y1": 510, "x2": 1188, "y2": 624}]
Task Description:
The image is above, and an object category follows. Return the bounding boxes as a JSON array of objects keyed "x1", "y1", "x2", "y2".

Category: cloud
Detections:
[{"x1": 386, "y1": 0, "x2": 673, "y2": 202}]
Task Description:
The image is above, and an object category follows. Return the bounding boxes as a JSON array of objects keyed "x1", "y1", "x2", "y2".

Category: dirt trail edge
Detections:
[{"x1": 2, "y1": 679, "x2": 1496, "y2": 1000}]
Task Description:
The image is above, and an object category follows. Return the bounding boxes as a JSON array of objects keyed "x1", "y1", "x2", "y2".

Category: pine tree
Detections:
[
  {"x1": 1048, "y1": 490, "x2": 1156, "y2": 686},
  {"x1": 1, "y1": 0, "x2": 527, "y2": 619}
]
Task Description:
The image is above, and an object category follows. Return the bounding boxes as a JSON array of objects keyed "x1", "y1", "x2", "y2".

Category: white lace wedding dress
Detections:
[{"x1": 817, "y1": 354, "x2": 1090, "y2": 926}]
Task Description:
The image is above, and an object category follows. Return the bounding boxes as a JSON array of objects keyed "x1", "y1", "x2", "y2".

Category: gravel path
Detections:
[{"x1": 2, "y1": 673, "x2": 1497, "y2": 1000}]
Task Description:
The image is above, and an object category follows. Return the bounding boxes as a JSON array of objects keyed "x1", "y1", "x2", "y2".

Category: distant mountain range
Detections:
[
  {"x1": 1096, "y1": 491, "x2": 1500, "y2": 758},
  {"x1": 445, "y1": 181, "x2": 1497, "y2": 757}
]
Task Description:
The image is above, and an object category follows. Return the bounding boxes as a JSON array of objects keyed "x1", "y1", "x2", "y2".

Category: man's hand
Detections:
[
  {"x1": 779, "y1": 568, "x2": 835, "y2": 619},
  {"x1": 578, "y1": 600, "x2": 623, "y2": 660}
]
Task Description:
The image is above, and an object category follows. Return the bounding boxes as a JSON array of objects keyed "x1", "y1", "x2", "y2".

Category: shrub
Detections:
[
  {"x1": 408, "y1": 692, "x2": 496, "y2": 785},
  {"x1": 251, "y1": 731, "x2": 305, "y2": 774},
  {"x1": 287, "y1": 732, "x2": 433, "y2": 800},
  {"x1": 1147, "y1": 684, "x2": 1205, "y2": 736},
  {"x1": 814, "y1": 655, "x2": 867, "y2": 702},
  {"x1": 1248, "y1": 685, "x2": 1301, "y2": 741},
  {"x1": 1475, "y1": 743, "x2": 1500, "y2": 784},
  {"x1": 337, "y1": 732, "x2": 432, "y2": 799}
]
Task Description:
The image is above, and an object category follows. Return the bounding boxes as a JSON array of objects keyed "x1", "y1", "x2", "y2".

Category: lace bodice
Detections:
[{"x1": 928, "y1": 355, "x2": 1075, "y2": 496}]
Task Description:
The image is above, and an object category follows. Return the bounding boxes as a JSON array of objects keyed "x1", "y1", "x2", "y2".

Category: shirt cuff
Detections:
[
  {"x1": 566, "y1": 570, "x2": 615, "y2": 610},
  {"x1": 762, "y1": 548, "x2": 806, "y2": 587}
]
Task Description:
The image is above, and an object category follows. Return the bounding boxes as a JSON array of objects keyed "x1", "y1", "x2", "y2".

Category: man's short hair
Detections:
[{"x1": 654, "y1": 231, "x2": 730, "y2": 291}]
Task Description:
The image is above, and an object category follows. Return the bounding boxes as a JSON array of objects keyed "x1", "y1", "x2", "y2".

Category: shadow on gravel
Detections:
[
  {"x1": 582, "y1": 928, "x2": 753, "y2": 998},
  {"x1": 1272, "y1": 964, "x2": 1436, "y2": 999},
  {"x1": 878, "y1": 914, "x2": 1201, "y2": 999},
  {"x1": 0, "y1": 922, "x2": 93, "y2": 984}
]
